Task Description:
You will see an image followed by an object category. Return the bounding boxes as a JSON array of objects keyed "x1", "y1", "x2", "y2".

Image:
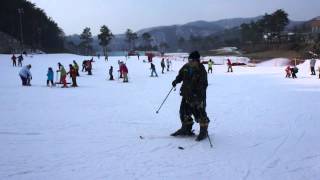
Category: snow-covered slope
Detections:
[{"x1": 0, "y1": 54, "x2": 320, "y2": 180}]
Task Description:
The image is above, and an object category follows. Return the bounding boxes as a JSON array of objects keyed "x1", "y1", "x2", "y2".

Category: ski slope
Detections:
[{"x1": 0, "y1": 54, "x2": 320, "y2": 180}]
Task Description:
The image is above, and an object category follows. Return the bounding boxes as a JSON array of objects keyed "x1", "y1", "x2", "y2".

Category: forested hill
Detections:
[{"x1": 0, "y1": 0, "x2": 65, "y2": 53}]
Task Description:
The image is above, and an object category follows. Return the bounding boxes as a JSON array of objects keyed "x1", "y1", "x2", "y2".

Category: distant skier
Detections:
[
  {"x1": 67, "y1": 64, "x2": 78, "y2": 87},
  {"x1": 285, "y1": 66, "x2": 291, "y2": 78},
  {"x1": 11, "y1": 54, "x2": 17, "y2": 67},
  {"x1": 86, "y1": 59, "x2": 93, "y2": 75},
  {"x1": 208, "y1": 59, "x2": 213, "y2": 73},
  {"x1": 227, "y1": 59, "x2": 233, "y2": 72},
  {"x1": 310, "y1": 58, "x2": 316, "y2": 75},
  {"x1": 166, "y1": 58, "x2": 171, "y2": 71},
  {"x1": 137, "y1": 53, "x2": 140, "y2": 60},
  {"x1": 57, "y1": 63, "x2": 68, "y2": 88},
  {"x1": 148, "y1": 53, "x2": 153, "y2": 63},
  {"x1": 18, "y1": 54, "x2": 24, "y2": 67},
  {"x1": 150, "y1": 62, "x2": 158, "y2": 77},
  {"x1": 161, "y1": 58, "x2": 166, "y2": 74},
  {"x1": 19, "y1": 64, "x2": 32, "y2": 86},
  {"x1": 109, "y1": 66, "x2": 114, "y2": 80},
  {"x1": 291, "y1": 66, "x2": 298, "y2": 79},
  {"x1": 73, "y1": 60, "x2": 80, "y2": 76},
  {"x1": 47, "y1": 67, "x2": 54, "y2": 87},
  {"x1": 118, "y1": 60, "x2": 123, "y2": 78},
  {"x1": 82, "y1": 60, "x2": 87, "y2": 72},
  {"x1": 171, "y1": 51, "x2": 210, "y2": 141},
  {"x1": 318, "y1": 66, "x2": 320, "y2": 79}
]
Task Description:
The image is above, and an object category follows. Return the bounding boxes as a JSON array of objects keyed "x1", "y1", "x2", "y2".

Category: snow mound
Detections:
[{"x1": 257, "y1": 58, "x2": 291, "y2": 67}]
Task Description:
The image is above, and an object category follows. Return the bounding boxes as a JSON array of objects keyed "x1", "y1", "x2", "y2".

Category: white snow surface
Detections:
[
  {"x1": 257, "y1": 58, "x2": 291, "y2": 67},
  {"x1": 1, "y1": 54, "x2": 320, "y2": 180}
]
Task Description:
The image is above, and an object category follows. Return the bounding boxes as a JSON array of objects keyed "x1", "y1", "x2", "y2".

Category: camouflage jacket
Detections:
[{"x1": 174, "y1": 63, "x2": 208, "y2": 101}]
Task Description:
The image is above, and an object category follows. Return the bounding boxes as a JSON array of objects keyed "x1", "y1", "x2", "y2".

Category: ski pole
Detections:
[
  {"x1": 207, "y1": 134, "x2": 213, "y2": 148},
  {"x1": 207, "y1": 117, "x2": 216, "y2": 148},
  {"x1": 156, "y1": 86, "x2": 175, "y2": 114}
]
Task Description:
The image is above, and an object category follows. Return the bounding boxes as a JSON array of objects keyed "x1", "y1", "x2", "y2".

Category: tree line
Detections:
[{"x1": 0, "y1": 0, "x2": 65, "y2": 53}]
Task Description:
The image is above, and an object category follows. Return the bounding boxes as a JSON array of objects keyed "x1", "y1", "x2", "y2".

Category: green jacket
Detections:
[
  {"x1": 208, "y1": 61, "x2": 213, "y2": 68},
  {"x1": 174, "y1": 63, "x2": 208, "y2": 101},
  {"x1": 59, "y1": 66, "x2": 67, "y2": 77}
]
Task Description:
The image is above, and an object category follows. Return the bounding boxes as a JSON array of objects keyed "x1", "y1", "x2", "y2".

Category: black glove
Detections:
[{"x1": 172, "y1": 80, "x2": 177, "y2": 87}]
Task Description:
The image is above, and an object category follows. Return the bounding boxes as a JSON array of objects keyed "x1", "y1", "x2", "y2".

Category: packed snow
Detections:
[{"x1": 0, "y1": 54, "x2": 320, "y2": 180}]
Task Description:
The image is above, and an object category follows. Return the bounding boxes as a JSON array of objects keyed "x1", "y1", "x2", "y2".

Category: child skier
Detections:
[
  {"x1": 67, "y1": 64, "x2": 78, "y2": 87},
  {"x1": 57, "y1": 63, "x2": 68, "y2": 88},
  {"x1": 120, "y1": 63, "x2": 129, "y2": 82},
  {"x1": 291, "y1": 66, "x2": 298, "y2": 79},
  {"x1": 285, "y1": 66, "x2": 291, "y2": 78},
  {"x1": 73, "y1": 60, "x2": 80, "y2": 76},
  {"x1": 47, "y1": 67, "x2": 54, "y2": 87}
]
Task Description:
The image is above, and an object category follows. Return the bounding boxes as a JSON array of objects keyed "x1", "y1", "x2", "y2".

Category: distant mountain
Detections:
[{"x1": 65, "y1": 16, "x2": 311, "y2": 52}]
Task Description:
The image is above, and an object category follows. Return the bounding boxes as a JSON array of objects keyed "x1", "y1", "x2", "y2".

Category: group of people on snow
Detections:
[
  {"x1": 11, "y1": 54, "x2": 24, "y2": 67},
  {"x1": 16, "y1": 56, "x2": 93, "y2": 88},
  {"x1": 285, "y1": 65, "x2": 299, "y2": 79}
]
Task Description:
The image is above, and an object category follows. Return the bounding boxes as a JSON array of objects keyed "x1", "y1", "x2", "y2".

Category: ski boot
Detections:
[
  {"x1": 171, "y1": 123, "x2": 194, "y2": 136},
  {"x1": 196, "y1": 125, "x2": 208, "y2": 141}
]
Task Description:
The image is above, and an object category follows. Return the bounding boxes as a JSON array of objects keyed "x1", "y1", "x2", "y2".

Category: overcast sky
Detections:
[{"x1": 28, "y1": 0, "x2": 320, "y2": 35}]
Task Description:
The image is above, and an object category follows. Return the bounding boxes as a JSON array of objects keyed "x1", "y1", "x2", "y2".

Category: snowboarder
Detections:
[
  {"x1": 208, "y1": 59, "x2": 213, "y2": 73},
  {"x1": 47, "y1": 67, "x2": 54, "y2": 87},
  {"x1": 57, "y1": 63, "x2": 68, "y2": 88},
  {"x1": 19, "y1": 64, "x2": 32, "y2": 86},
  {"x1": 109, "y1": 66, "x2": 114, "y2": 80},
  {"x1": 310, "y1": 58, "x2": 316, "y2": 75},
  {"x1": 150, "y1": 62, "x2": 158, "y2": 77},
  {"x1": 291, "y1": 66, "x2": 298, "y2": 79},
  {"x1": 171, "y1": 51, "x2": 210, "y2": 141},
  {"x1": 67, "y1": 64, "x2": 78, "y2": 87},
  {"x1": 73, "y1": 60, "x2": 80, "y2": 76},
  {"x1": 161, "y1": 58, "x2": 166, "y2": 74},
  {"x1": 120, "y1": 63, "x2": 129, "y2": 82},
  {"x1": 18, "y1": 54, "x2": 24, "y2": 67},
  {"x1": 227, "y1": 59, "x2": 233, "y2": 72},
  {"x1": 11, "y1": 54, "x2": 17, "y2": 67},
  {"x1": 285, "y1": 66, "x2": 291, "y2": 78}
]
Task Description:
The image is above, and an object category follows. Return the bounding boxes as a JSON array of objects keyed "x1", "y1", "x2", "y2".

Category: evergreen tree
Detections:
[
  {"x1": 80, "y1": 27, "x2": 93, "y2": 55},
  {"x1": 141, "y1": 32, "x2": 152, "y2": 50},
  {"x1": 98, "y1": 25, "x2": 113, "y2": 57},
  {"x1": 0, "y1": 0, "x2": 65, "y2": 53},
  {"x1": 125, "y1": 29, "x2": 138, "y2": 50}
]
